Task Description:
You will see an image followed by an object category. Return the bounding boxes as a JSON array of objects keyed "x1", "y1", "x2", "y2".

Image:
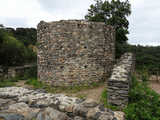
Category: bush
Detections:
[
  {"x1": 24, "y1": 66, "x2": 37, "y2": 79},
  {"x1": 0, "y1": 28, "x2": 37, "y2": 68},
  {"x1": 25, "y1": 78, "x2": 43, "y2": 88},
  {"x1": 124, "y1": 75, "x2": 160, "y2": 120}
]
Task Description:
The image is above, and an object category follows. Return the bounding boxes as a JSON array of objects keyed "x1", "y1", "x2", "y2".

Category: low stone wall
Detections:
[
  {"x1": 0, "y1": 64, "x2": 36, "y2": 79},
  {"x1": 107, "y1": 53, "x2": 135, "y2": 108},
  {"x1": 0, "y1": 87, "x2": 124, "y2": 120}
]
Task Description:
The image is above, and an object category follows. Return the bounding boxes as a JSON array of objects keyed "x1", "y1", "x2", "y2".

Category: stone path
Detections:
[{"x1": 0, "y1": 87, "x2": 124, "y2": 120}]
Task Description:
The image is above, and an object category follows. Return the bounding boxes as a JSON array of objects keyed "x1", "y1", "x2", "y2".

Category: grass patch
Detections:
[
  {"x1": 25, "y1": 78, "x2": 104, "y2": 94},
  {"x1": 25, "y1": 78, "x2": 43, "y2": 88},
  {"x1": 75, "y1": 94, "x2": 87, "y2": 99},
  {"x1": 0, "y1": 78, "x2": 16, "y2": 87},
  {"x1": 0, "y1": 75, "x2": 33, "y2": 88}
]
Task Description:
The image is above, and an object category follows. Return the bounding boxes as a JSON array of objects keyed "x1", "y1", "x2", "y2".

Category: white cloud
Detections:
[
  {"x1": 0, "y1": 0, "x2": 54, "y2": 27},
  {"x1": 128, "y1": 0, "x2": 160, "y2": 46},
  {"x1": 0, "y1": 0, "x2": 160, "y2": 46},
  {"x1": 37, "y1": 0, "x2": 94, "y2": 20}
]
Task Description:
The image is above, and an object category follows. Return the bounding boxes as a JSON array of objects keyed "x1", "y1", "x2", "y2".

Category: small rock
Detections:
[
  {"x1": 36, "y1": 107, "x2": 71, "y2": 120},
  {"x1": 65, "y1": 105, "x2": 74, "y2": 113},
  {"x1": 74, "y1": 116, "x2": 84, "y2": 120},
  {"x1": 114, "y1": 111, "x2": 125, "y2": 120},
  {"x1": 98, "y1": 114, "x2": 113, "y2": 120},
  {"x1": 82, "y1": 99, "x2": 98, "y2": 108},
  {"x1": 0, "y1": 113, "x2": 25, "y2": 120},
  {"x1": 73, "y1": 105, "x2": 88, "y2": 117},
  {"x1": 86, "y1": 108, "x2": 101, "y2": 119},
  {"x1": 6, "y1": 102, "x2": 39, "y2": 119},
  {"x1": 0, "y1": 99, "x2": 16, "y2": 110}
]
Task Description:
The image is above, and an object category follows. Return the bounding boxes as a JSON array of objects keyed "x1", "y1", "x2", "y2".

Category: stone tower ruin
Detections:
[{"x1": 37, "y1": 20, "x2": 115, "y2": 86}]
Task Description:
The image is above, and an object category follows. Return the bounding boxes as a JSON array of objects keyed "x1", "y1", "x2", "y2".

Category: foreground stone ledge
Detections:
[{"x1": 0, "y1": 87, "x2": 124, "y2": 120}]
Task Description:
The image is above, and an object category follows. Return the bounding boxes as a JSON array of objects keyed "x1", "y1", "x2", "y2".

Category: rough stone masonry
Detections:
[
  {"x1": 37, "y1": 20, "x2": 115, "y2": 86},
  {"x1": 0, "y1": 87, "x2": 125, "y2": 120},
  {"x1": 107, "y1": 53, "x2": 135, "y2": 108}
]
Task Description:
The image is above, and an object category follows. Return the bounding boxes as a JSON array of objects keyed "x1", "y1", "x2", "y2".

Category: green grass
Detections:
[
  {"x1": 25, "y1": 78, "x2": 43, "y2": 88},
  {"x1": 124, "y1": 75, "x2": 160, "y2": 120},
  {"x1": 0, "y1": 79, "x2": 16, "y2": 87},
  {"x1": 25, "y1": 78, "x2": 104, "y2": 94},
  {"x1": 75, "y1": 94, "x2": 87, "y2": 99},
  {"x1": 0, "y1": 75, "x2": 31, "y2": 87}
]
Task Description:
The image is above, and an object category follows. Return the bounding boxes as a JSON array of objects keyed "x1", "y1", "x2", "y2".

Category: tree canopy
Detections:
[
  {"x1": 0, "y1": 28, "x2": 36, "y2": 67},
  {"x1": 85, "y1": 0, "x2": 131, "y2": 57}
]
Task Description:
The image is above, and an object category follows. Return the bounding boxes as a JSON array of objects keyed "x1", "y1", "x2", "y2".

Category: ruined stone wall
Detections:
[
  {"x1": 0, "y1": 65, "x2": 36, "y2": 79},
  {"x1": 0, "y1": 87, "x2": 124, "y2": 120},
  {"x1": 37, "y1": 20, "x2": 115, "y2": 86},
  {"x1": 107, "y1": 53, "x2": 135, "y2": 108}
]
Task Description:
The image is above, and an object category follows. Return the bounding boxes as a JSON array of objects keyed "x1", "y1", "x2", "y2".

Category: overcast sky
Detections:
[{"x1": 0, "y1": 0, "x2": 160, "y2": 46}]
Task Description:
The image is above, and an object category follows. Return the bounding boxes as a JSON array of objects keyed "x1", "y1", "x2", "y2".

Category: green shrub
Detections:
[
  {"x1": 124, "y1": 75, "x2": 160, "y2": 120},
  {"x1": 25, "y1": 78, "x2": 43, "y2": 88},
  {"x1": 24, "y1": 66, "x2": 37, "y2": 79}
]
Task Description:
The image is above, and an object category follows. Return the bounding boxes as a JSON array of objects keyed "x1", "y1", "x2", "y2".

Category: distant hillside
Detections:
[
  {"x1": 0, "y1": 26, "x2": 37, "y2": 67},
  {"x1": 121, "y1": 44, "x2": 160, "y2": 73}
]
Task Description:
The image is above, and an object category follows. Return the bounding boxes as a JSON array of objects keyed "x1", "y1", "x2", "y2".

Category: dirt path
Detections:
[
  {"x1": 15, "y1": 79, "x2": 160, "y2": 104},
  {"x1": 150, "y1": 81, "x2": 160, "y2": 94},
  {"x1": 15, "y1": 80, "x2": 105, "y2": 102},
  {"x1": 149, "y1": 75, "x2": 160, "y2": 94},
  {"x1": 66, "y1": 85, "x2": 105, "y2": 103},
  {"x1": 15, "y1": 80, "x2": 34, "y2": 89}
]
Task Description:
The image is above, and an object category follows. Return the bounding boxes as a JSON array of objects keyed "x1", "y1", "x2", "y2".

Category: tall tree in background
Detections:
[
  {"x1": 0, "y1": 28, "x2": 36, "y2": 68},
  {"x1": 85, "y1": 0, "x2": 131, "y2": 58},
  {"x1": 0, "y1": 29, "x2": 27, "y2": 67}
]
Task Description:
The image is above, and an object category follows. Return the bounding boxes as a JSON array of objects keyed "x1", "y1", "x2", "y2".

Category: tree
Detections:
[
  {"x1": 0, "y1": 28, "x2": 37, "y2": 68},
  {"x1": 85, "y1": 0, "x2": 131, "y2": 57},
  {"x1": 0, "y1": 29, "x2": 27, "y2": 67},
  {"x1": 14, "y1": 28, "x2": 37, "y2": 46}
]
